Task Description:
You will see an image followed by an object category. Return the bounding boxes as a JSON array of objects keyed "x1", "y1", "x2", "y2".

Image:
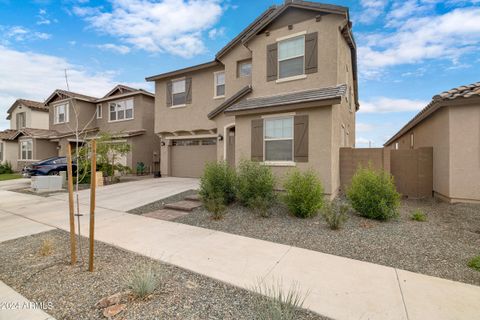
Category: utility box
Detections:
[{"x1": 31, "y1": 176, "x2": 63, "y2": 192}]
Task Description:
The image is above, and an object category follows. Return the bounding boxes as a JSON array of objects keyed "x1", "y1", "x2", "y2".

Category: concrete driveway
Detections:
[
  {"x1": 0, "y1": 178, "x2": 30, "y2": 191},
  {"x1": 51, "y1": 177, "x2": 199, "y2": 211}
]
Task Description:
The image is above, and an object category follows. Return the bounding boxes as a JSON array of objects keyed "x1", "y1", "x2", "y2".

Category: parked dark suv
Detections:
[{"x1": 23, "y1": 157, "x2": 76, "y2": 177}]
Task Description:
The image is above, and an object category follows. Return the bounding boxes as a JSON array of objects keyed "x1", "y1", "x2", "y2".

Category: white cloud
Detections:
[
  {"x1": 356, "y1": 122, "x2": 375, "y2": 133},
  {"x1": 0, "y1": 25, "x2": 51, "y2": 43},
  {"x1": 359, "y1": 7, "x2": 480, "y2": 77},
  {"x1": 74, "y1": 0, "x2": 224, "y2": 58},
  {"x1": 96, "y1": 43, "x2": 131, "y2": 54},
  {"x1": 0, "y1": 46, "x2": 149, "y2": 130},
  {"x1": 208, "y1": 27, "x2": 225, "y2": 40},
  {"x1": 358, "y1": 0, "x2": 388, "y2": 24},
  {"x1": 356, "y1": 137, "x2": 375, "y2": 146},
  {"x1": 359, "y1": 97, "x2": 428, "y2": 113}
]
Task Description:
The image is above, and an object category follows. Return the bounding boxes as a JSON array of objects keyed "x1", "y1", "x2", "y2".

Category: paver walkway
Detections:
[{"x1": 1, "y1": 189, "x2": 479, "y2": 320}]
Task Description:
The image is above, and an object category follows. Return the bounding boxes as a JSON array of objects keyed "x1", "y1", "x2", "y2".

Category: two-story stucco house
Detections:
[
  {"x1": 0, "y1": 99, "x2": 54, "y2": 171},
  {"x1": 147, "y1": 0, "x2": 358, "y2": 198},
  {"x1": 43, "y1": 85, "x2": 160, "y2": 173}
]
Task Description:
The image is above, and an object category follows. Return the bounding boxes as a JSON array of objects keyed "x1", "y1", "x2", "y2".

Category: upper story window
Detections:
[
  {"x1": 172, "y1": 79, "x2": 187, "y2": 106},
  {"x1": 410, "y1": 133, "x2": 414, "y2": 149},
  {"x1": 54, "y1": 103, "x2": 68, "y2": 124},
  {"x1": 96, "y1": 104, "x2": 102, "y2": 119},
  {"x1": 264, "y1": 117, "x2": 293, "y2": 161},
  {"x1": 214, "y1": 71, "x2": 225, "y2": 98},
  {"x1": 16, "y1": 112, "x2": 26, "y2": 129},
  {"x1": 278, "y1": 35, "x2": 305, "y2": 79},
  {"x1": 238, "y1": 60, "x2": 252, "y2": 77},
  {"x1": 109, "y1": 99, "x2": 133, "y2": 122},
  {"x1": 20, "y1": 140, "x2": 32, "y2": 160}
]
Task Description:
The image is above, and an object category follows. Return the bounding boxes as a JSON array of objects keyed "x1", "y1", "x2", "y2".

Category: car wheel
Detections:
[{"x1": 48, "y1": 171, "x2": 59, "y2": 176}]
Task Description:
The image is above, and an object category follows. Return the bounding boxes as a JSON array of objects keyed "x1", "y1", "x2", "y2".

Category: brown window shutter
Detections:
[
  {"x1": 266, "y1": 43, "x2": 278, "y2": 81},
  {"x1": 251, "y1": 119, "x2": 264, "y2": 161},
  {"x1": 185, "y1": 77, "x2": 192, "y2": 104},
  {"x1": 166, "y1": 81, "x2": 172, "y2": 107},
  {"x1": 305, "y1": 32, "x2": 318, "y2": 74},
  {"x1": 294, "y1": 115, "x2": 309, "y2": 162}
]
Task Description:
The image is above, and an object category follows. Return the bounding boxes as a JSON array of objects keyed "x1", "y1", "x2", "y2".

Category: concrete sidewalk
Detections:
[
  {"x1": 1, "y1": 190, "x2": 479, "y2": 320},
  {"x1": 0, "y1": 281, "x2": 55, "y2": 320}
]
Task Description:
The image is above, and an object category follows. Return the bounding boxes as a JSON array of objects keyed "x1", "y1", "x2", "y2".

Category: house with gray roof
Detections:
[{"x1": 146, "y1": 0, "x2": 358, "y2": 198}]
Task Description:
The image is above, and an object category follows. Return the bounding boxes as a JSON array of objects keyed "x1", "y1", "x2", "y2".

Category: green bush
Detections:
[
  {"x1": 127, "y1": 263, "x2": 161, "y2": 299},
  {"x1": 410, "y1": 209, "x2": 427, "y2": 222},
  {"x1": 467, "y1": 255, "x2": 480, "y2": 272},
  {"x1": 0, "y1": 162, "x2": 13, "y2": 174},
  {"x1": 322, "y1": 202, "x2": 349, "y2": 230},
  {"x1": 253, "y1": 280, "x2": 307, "y2": 320},
  {"x1": 199, "y1": 161, "x2": 236, "y2": 206},
  {"x1": 203, "y1": 191, "x2": 227, "y2": 220},
  {"x1": 236, "y1": 160, "x2": 276, "y2": 208},
  {"x1": 283, "y1": 169, "x2": 324, "y2": 218},
  {"x1": 347, "y1": 166, "x2": 400, "y2": 221},
  {"x1": 250, "y1": 195, "x2": 273, "y2": 218}
]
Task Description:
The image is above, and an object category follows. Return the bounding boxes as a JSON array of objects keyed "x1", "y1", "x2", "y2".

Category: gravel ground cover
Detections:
[
  {"x1": 127, "y1": 189, "x2": 197, "y2": 215},
  {"x1": 0, "y1": 230, "x2": 325, "y2": 320},
  {"x1": 175, "y1": 198, "x2": 480, "y2": 286}
]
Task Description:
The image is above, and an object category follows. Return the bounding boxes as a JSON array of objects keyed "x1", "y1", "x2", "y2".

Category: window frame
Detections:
[
  {"x1": 53, "y1": 102, "x2": 69, "y2": 124},
  {"x1": 410, "y1": 133, "x2": 414, "y2": 149},
  {"x1": 237, "y1": 60, "x2": 252, "y2": 78},
  {"x1": 96, "y1": 104, "x2": 103, "y2": 119},
  {"x1": 213, "y1": 71, "x2": 225, "y2": 99},
  {"x1": 16, "y1": 112, "x2": 26, "y2": 129},
  {"x1": 171, "y1": 78, "x2": 187, "y2": 107},
  {"x1": 0, "y1": 141, "x2": 3, "y2": 162},
  {"x1": 277, "y1": 34, "x2": 305, "y2": 80},
  {"x1": 263, "y1": 116, "x2": 294, "y2": 163},
  {"x1": 20, "y1": 139, "x2": 33, "y2": 160},
  {"x1": 108, "y1": 99, "x2": 134, "y2": 123}
]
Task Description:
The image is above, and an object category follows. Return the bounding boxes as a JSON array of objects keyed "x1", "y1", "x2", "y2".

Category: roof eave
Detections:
[{"x1": 145, "y1": 60, "x2": 220, "y2": 82}]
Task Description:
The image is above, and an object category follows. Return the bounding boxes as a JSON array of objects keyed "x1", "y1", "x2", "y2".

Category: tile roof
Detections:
[
  {"x1": 19, "y1": 128, "x2": 58, "y2": 139},
  {"x1": 6, "y1": 99, "x2": 48, "y2": 120},
  {"x1": 207, "y1": 85, "x2": 252, "y2": 119},
  {"x1": 385, "y1": 81, "x2": 480, "y2": 146},
  {"x1": 0, "y1": 129, "x2": 18, "y2": 140},
  {"x1": 225, "y1": 84, "x2": 346, "y2": 113}
]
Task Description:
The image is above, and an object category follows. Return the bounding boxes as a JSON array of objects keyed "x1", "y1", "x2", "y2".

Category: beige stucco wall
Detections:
[
  {"x1": 388, "y1": 107, "x2": 451, "y2": 199},
  {"x1": 49, "y1": 99, "x2": 96, "y2": 133},
  {"x1": 234, "y1": 105, "x2": 336, "y2": 196},
  {"x1": 0, "y1": 140, "x2": 18, "y2": 171},
  {"x1": 10, "y1": 106, "x2": 49, "y2": 130},
  {"x1": 448, "y1": 104, "x2": 480, "y2": 202},
  {"x1": 218, "y1": 44, "x2": 252, "y2": 96}
]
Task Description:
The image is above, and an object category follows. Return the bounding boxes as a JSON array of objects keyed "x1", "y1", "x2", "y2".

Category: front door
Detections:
[{"x1": 226, "y1": 127, "x2": 235, "y2": 167}]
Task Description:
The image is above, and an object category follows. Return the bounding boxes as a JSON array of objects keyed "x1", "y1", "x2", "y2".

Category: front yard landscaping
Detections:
[
  {"x1": 0, "y1": 173, "x2": 22, "y2": 181},
  {"x1": 0, "y1": 230, "x2": 325, "y2": 320},
  {"x1": 174, "y1": 198, "x2": 480, "y2": 286}
]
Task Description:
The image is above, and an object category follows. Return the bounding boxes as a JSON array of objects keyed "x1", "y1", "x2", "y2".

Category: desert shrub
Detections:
[
  {"x1": 204, "y1": 191, "x2": 227, "y2": 220},
  {"x1": 127, "y1": 263, "x2": 161, "y2": 299},
  {"x1": 250, "y1": 195, "x2": 273, "y2": 218},
  {"x1": 236, "y1": 160, "x2": 276, "y2": 208},
  {"x1": 322, "y1": 202, "x2": 349, "y2": 230},
  {"x1": 253, "y1": 280, "x2": 307, "y2": 320},
  {"x1": 38, "y1": 238, "x2": 54, "y2": 256},
  {"x1": 410, "y1": 209, "x2": 427, "y2": 222},
  {"x1": 468, "y1": 255, "x2": 480, "y2": 272},
  {"x1": 347, "y1": 166, "x2": 400, "y2": 221},
  {"x1": 0, "y1": 162, "x2": 13, "y2": 174},
  {"x1": 282, "y1": 169, "x2": 324, "y2": 218},
  {"x1": 199, "y1": 161, "x2": 236, "y2": 206}
]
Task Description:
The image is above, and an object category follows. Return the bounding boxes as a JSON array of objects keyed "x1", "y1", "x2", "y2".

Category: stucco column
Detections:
[{"x1": 160, "y1": 138, "x2": 171, "y2": 176}]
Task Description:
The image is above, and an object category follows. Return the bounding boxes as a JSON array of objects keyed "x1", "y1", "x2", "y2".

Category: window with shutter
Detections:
[
  {"x1": 264, "y1": 117, "x2": 294, "y2": 161},
  {"x1": 278, "y1": 36, "x2": 304, "y2": 79},
  {"x1": 294, "y1": 115, "x2": 309, "y2": 162},
  {"x1": 251, "y1": 119, "x2": 264, "y2": 161},
  {"x1": 304, "y1": 32, "x2": 318, "y2": 74}
]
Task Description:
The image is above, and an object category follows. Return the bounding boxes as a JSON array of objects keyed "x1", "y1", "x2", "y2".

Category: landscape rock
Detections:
[{"x1": 103, "y1": 304, "x2": 126, "y2": 318}]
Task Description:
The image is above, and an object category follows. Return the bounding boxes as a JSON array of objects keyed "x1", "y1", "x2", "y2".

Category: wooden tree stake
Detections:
[
  {"x1": 88, "y1": 140, "x2": 97, "y2": 272},
  {"x1": 66, "y1": 143, "x2": 76, "y2": 265}
]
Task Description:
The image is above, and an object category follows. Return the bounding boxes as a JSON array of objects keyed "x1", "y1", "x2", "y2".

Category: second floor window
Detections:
[
  {"x1": 20, "y1": 140, "x2": 32, "y2": 160},
  {"x1": 278, "y1": 36, "x2": 305, "y2": 79},
  {"x1": 109, "y1": 99, "x2": 133, "y2": 121},
  {"x1": 16, "y1": 112, "x2": 26, "y2": 129},
  {"x1": 214, "y1": 72, "x2": 225, "y2": 97},
  {"x1": 172, "y1": 79, "x2": 186, "y2": 106},
  {"x1": 238, "y1": 60, "x2": 252, "y2": 77},
  {"x1": 96, "y1": 104, "x2": 102, "y2": 119},
  {"x1": 54, "y1": 103, "x2": 68, "y2": 124}
]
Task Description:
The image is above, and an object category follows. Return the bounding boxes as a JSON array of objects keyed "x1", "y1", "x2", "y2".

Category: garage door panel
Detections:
[{"x1": 171, "y1": 145, "x2": 217, "y2": 178}]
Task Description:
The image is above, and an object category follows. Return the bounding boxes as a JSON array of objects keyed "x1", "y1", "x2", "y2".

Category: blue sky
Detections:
[{"x1": 0, "y1": 0, "x2": 479, "y2": 146}]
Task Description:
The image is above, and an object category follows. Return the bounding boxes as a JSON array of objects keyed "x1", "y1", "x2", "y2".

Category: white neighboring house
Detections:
[{"x1": 0, "y1": 99, "x2": 52, "y2": 171}]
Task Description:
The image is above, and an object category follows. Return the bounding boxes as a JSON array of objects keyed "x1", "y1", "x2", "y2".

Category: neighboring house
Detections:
[
  {"x1": 146, "y1": 0, "x2": 358, "y2": 198},
  {"x1": 44, "y1": 85, "x2": 160, "y2": 172},
  {"x1": 0, "y1": 99, "x2": 52, "y2": 171},
  {"x1": 385, "y1": 82, "x2": 480, "y2": 203}
]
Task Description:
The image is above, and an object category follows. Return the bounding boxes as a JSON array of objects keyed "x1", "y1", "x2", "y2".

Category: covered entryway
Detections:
[{"x1": 170, "y1": 138, "x2": 217, "y2": 178}]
